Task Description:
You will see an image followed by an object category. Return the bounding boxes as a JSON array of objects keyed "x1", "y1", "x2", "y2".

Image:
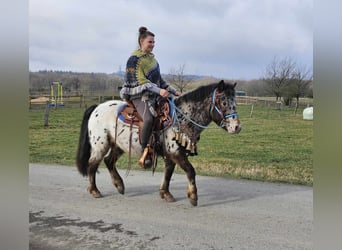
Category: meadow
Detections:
[{"x1": 29, "y1": 102, "x2": 313, "y2": 185}]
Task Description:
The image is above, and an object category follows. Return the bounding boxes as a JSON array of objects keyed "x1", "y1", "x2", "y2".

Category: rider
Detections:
[{"x1": 120, "y1": 26, "x2": 181, "y2": 165}]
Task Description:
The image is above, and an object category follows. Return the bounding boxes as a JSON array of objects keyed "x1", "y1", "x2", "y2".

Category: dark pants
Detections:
[{"x1": 132, "y1": 99, "x2": 154, "y2": 149}]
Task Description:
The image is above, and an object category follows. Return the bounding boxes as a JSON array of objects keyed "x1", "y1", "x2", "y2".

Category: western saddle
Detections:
[{"x1": 117, "y1": 97, "x2": 173, "y2": 168}]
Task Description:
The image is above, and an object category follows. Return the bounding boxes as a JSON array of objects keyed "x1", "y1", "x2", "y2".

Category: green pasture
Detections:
[{"x1": 29, "y1": 103, "x2": 313, "y2": 185}]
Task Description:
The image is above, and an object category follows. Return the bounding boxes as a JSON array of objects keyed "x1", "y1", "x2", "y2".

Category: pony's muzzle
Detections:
[
  {"x1": 226, "y1": 118, "x2": 241, "y2": 134},
  {"x1": 235, "y1": 124, "x2": 242, "y2": 133}
]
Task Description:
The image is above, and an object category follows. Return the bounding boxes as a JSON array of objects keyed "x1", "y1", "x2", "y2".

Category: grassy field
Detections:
[{"x1": 29, "y1": 102, "x2": 313, "y2": 185}]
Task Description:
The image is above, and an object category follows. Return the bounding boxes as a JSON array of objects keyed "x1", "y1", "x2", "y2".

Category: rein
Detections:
[
  {"x1": 172, "y1": 105, "x2": 211, "y2": 129},
  {"x1": 171, "y1": 88, "x2": 238, "y2": 130}
]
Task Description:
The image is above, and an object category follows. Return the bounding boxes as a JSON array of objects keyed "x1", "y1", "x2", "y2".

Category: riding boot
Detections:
[{"x1": 138, "y1": 145, "x2": 152, "y2": 169}]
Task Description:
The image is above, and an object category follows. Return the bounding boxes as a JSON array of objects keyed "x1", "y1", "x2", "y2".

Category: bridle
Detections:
[
  {"x1": 209, "y1": 88, "x2": 238, "y2": 128},
  {"x1": 171, "y1": 88, "x2": 238, "y2": 129}
]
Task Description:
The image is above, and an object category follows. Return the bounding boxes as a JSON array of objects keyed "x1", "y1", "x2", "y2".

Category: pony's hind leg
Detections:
[
  {"x1": 87, "y1": 157, "x2": 103, "y2": 198},
  {"x1": 87, "y1": 143, "x2": 110, "y2": 198},
  {"x1": 160, "y1": 158, "x2": 176, "y2": 202},
  {"x1": 104, "y1": 146, "x2": 125, "y2": 195}
]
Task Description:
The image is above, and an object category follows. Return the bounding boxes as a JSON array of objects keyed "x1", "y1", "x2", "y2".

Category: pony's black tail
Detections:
[{"x1": 76, "y1": 104, "x2": 98, "y2": 176}]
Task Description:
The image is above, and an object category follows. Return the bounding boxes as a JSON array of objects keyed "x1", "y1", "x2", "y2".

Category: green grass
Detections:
[
  {"x1": 29, "y1": 103, "x2": 313, "y2": 185},
  {"x1": 192, "y1": 105, "x2": 313, "y2": 185},
  {"x1": 29, "y1": 107, "x2": 83, "y2": 164}
]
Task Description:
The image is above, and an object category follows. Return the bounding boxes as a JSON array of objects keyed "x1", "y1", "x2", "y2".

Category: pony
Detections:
[{"x1": 76, "y1": 80, "x2": 241, "y2": 206}]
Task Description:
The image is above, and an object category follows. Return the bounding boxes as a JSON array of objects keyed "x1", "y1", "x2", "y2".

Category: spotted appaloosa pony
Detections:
[{"x1": 76, "y1": 80, "x2": 241, "y2": 206}]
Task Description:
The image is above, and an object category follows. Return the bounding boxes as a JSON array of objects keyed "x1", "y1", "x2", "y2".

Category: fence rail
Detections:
[
  {"x1": 29, "y1": 94, "x2": 313, "y2": 110},
  {"x1": 236, "y1": 96, "x2": 313, "y2": 109},
  {"x1": 29, "y1": 94, "x2": 121, "y2": 110}
]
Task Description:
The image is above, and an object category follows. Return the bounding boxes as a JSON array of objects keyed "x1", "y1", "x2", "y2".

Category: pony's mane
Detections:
[
  {"x1": 175, "y1": 83, "x2": 217, "y2": 104},
  {"x1": 174, "y1": 81, "x2": 235, "y2": 105}
]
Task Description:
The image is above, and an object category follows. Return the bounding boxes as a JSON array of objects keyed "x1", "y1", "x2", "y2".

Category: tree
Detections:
[
  {"x1": 167, "y1": 64, "x2": 193, "y2": 93},
  {"x1": 263, "y1": 56, "x2": 313, "y2": 107},
  {"x1": 70, "y1": 77, "x2": 81, "y2": 95},
  {"x1": 263, "y1": 56, "x2": 296, "y2": 101},
  {"x1": 291, "y1": 65, "x2": 312, "y2": 102},
  {"x1": 284, "y1": 65, "x2": 313, "y2": 110}
]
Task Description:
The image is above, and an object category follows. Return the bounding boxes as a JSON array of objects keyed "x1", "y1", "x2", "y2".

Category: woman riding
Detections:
[{"x1": 120, "y1": 26, "x2": 181, "y2": 165}]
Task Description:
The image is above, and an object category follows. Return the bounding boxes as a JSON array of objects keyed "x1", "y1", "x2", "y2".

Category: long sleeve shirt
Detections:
[{"x1": 120, "y1": 49, "x2": 176, "y2": 100}]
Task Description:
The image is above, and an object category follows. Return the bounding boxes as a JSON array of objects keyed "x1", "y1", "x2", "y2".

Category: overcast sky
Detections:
[{"x1": 29, "y1": 0, "x2": 312, "y2": 79}]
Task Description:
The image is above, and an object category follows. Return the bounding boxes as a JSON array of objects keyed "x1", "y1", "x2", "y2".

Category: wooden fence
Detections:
[
  {"x1": 236, "y1": 96, "x2": 313, "y2": 109},
  {"x1": 29, "y1": 94, "x2": 313, "y2": 111},
  {"x1": 29, "y1": 94, "x2": 121, "y2": 110}
]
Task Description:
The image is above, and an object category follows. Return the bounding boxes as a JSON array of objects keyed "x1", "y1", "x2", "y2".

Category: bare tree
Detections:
[
  {"x1": 167, "y1": 64, "x2": 193, "y2": 93},
  {"x1": 70, "y1": 77, "x2": 81, "y2": 95},
  {"x1": 263, "y1": 56, "x2": 296, "y2": 101},
  {"x1": 286, "y1": 65, "x2": 313, "y2": 112}
]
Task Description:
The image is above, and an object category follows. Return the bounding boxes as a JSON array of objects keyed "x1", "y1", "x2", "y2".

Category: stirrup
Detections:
[{"x1": 138, "y1": 145, "x2": 152, "y2": 169}]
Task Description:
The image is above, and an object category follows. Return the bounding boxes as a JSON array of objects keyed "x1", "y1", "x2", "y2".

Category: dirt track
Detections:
[{"x1": 29, "y1": 163, "x2": 313, "y2": 249}]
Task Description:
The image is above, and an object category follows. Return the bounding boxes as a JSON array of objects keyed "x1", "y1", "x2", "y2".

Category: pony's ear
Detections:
[
  {"x1": 217, "y1": 80, "x2": 225, "y2": 92},
  {"x1": 233, "y1": 82, "x2": 237, "y2": 88}
]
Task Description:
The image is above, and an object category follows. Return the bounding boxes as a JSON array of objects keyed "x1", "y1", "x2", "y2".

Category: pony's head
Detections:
[{"x1": 210, "y1": 80, "x2": 241, "y2": 134}]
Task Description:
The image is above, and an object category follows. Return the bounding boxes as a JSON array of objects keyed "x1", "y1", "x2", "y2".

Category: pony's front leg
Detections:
[
  {"x1": 176, "y1": 155, "x2": 198, "y2": 206},
  {"x1": 160, "y1": 158, "x2": 176, "y2": 202}
]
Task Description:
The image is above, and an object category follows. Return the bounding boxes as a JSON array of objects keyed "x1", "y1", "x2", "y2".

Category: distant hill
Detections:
[{"x1": 29, "y1": 70, "x2": 273, "y2": 97}]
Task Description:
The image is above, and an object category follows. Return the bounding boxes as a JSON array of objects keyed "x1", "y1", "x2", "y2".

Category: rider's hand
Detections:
[
  {"x1": 174, "y1": 91, "x2": 181, "y2": 96},
  {"x1": 160, "y1": 89, "x2": 169, "y2": 98}
]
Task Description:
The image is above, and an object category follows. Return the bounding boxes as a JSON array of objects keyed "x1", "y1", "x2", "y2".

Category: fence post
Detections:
[
  {"x1": 276, "y1": 101, "x2": 283, "y2": 110},
  {"x1": 44, "y1": 100, "x2": 50, "y2": 127},
  {"x1": 294, "y1": 102, "x2": 299, "y2": 115},
  {"x1": 250, "y1": 104, "x2": 254, "y2": 118},
  {"x1": 54, "y1": 93, "x2": 58, "y2": 110}
]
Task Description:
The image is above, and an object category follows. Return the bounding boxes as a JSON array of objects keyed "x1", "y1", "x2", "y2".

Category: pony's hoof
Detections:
[
  {"x1": 88, "y1": 187, "x2": 103, "y2": 198},
  {"x1": 164, "y1": 193, "x2": 176, "y2": 202},
  {"x1": 117, "y1": 186, "x2": 125, "y2": 195},
  {"x1": 114, "y1": 182, "x2": 125, "y2": 195},
  {"x1": 160, "y1": 191, "x2": 176, "y2": 202},
  {"x1": 91, "y1": 191, "x2": 103, "y2": 198},
  {"x1": 189, "y1": 198, "x2": 198, "y2": 206},
  {"x1": 188, "y1": 192, "x2": 198, "y2": 206}
]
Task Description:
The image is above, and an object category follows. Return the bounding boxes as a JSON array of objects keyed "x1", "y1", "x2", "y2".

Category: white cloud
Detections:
[{"x1": 29, "y1": 0, "x2": 312, "y2": 79}]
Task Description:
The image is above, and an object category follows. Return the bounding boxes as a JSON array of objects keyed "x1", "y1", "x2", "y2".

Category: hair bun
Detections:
[{"x1": 139, "y1": 26, "x2": 148, "y2": 34}]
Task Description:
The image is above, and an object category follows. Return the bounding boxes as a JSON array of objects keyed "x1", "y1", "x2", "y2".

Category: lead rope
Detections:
[
  {"x1": 113, "y1": 114, "x2": 119, "y2": 146},
  {"x1": 125, "y1": 120, "x2": 133, "y2": 177},
  {"x1": 152, "y1": 148, "x2": 158, "y2": 176}
]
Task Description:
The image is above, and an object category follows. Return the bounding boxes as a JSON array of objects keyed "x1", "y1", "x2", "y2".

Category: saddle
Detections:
[
  {"x1": 117, "y1": 97, "x2": 173, "y2": 169},
  {"x1": 117, "y1": 97, "x2": 173, "y2": 132},
  {"x1": 117, "y1": 100, "x2": 143, "y2": 128}
]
